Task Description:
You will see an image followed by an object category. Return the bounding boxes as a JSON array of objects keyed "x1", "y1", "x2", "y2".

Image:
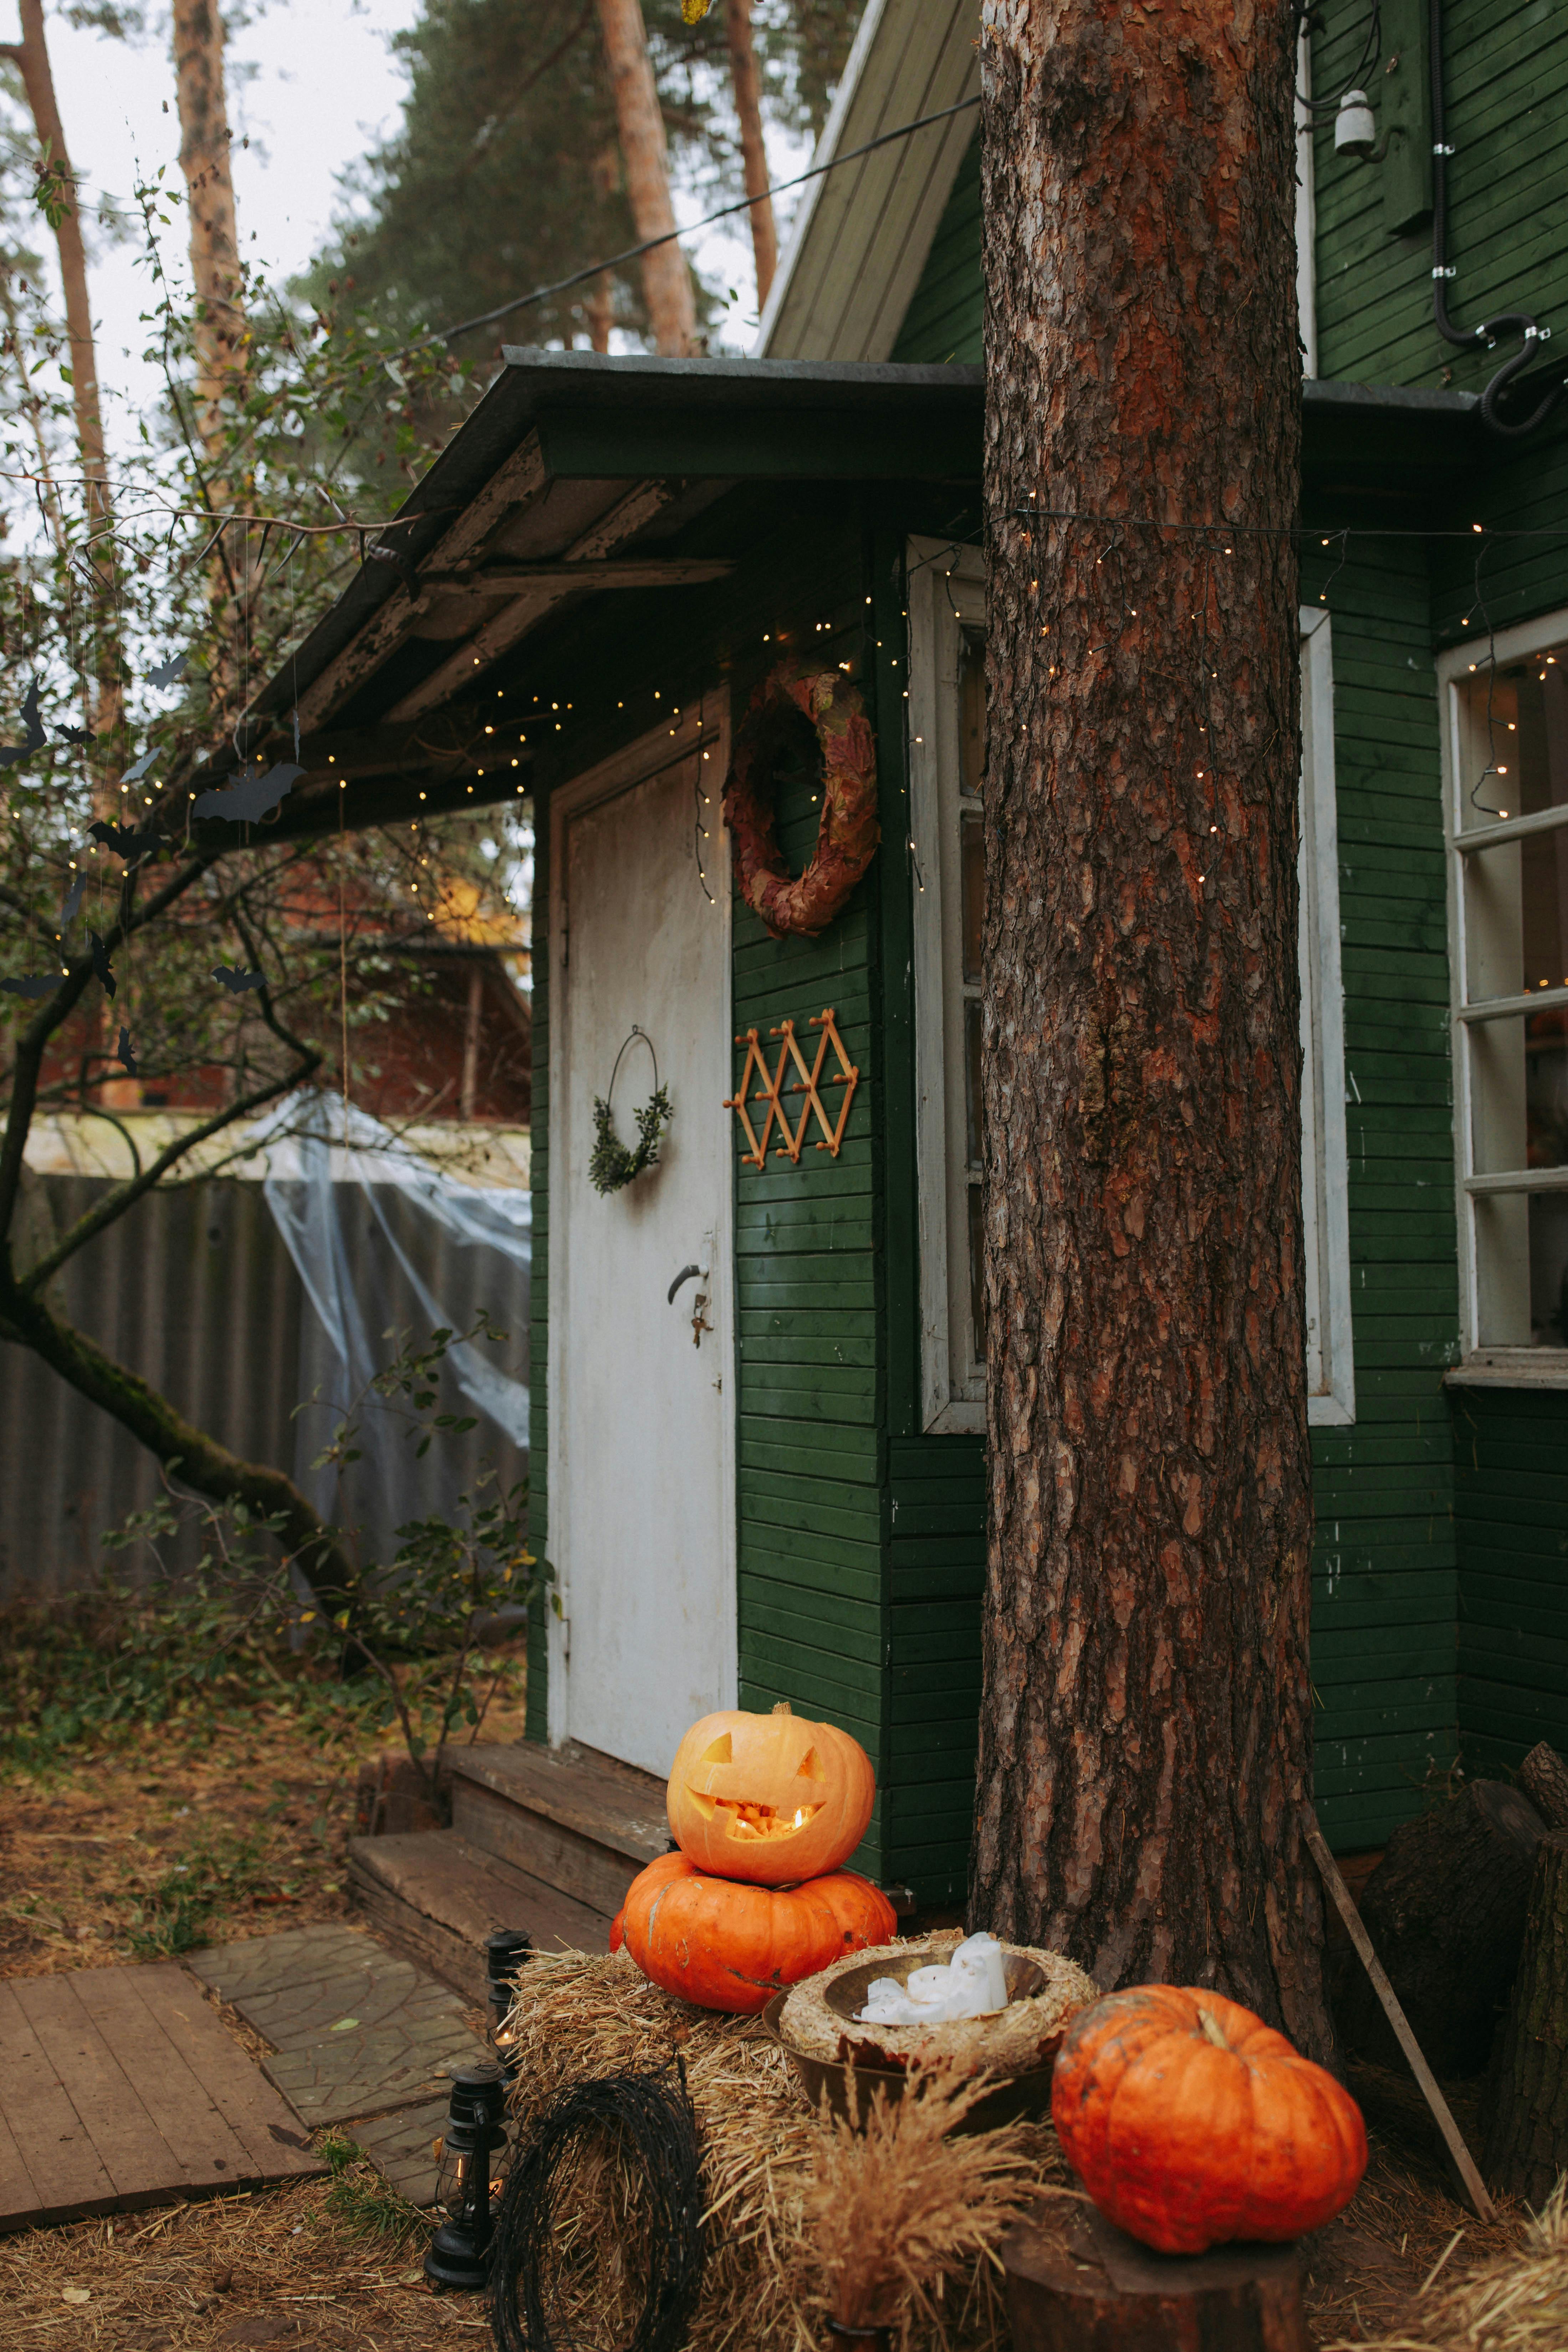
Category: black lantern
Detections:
[
  {"x1": 486, "y1": 1928, "x2": 532, "y2": 2081},
  {"x1": 425, "y1": 2062, "x2": 510, "y2": 2291}
]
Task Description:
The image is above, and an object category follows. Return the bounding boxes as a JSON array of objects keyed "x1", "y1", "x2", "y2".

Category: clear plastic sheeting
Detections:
[{"x1": 250, "y1": 1091, "x2": 531, "y2": 1568}]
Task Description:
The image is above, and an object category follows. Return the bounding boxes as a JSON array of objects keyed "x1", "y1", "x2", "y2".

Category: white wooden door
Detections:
[{"x1": 548, "y1": 719, "x2": 735, "y2": 1777}]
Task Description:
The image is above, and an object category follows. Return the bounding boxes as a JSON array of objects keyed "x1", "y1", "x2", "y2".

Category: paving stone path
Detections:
[{"x1": 190, "y1": 1923, "x2": 486, "y2": 2203}]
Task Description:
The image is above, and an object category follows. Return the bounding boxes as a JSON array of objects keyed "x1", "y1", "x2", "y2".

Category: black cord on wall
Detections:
[{"x1": 1427, "y1": 0, "x2": 1563, "y2": 438}]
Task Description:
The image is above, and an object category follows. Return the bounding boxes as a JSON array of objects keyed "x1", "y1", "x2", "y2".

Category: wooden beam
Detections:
[
  {"x1": 422, "y1": 557, "x2": 734, "y2": 593},
  {"x1": 1305, "y1": 1818, "x2": 1496, "y2": 2222},
  {"x1": 292, "y1": 433, "x2": 549, "y2": 733},
  {"x1": 387, "y1": 477, "x2": 678, "y2": 724}
]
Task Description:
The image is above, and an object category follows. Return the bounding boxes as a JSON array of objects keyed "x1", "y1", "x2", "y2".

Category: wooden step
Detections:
[
  {"x1": 445, "y1": 1741, "x2": 669, "y2": 1916},
  {"x1": 346, "y1": 1828, "x2": 613, "y2": 2002}
]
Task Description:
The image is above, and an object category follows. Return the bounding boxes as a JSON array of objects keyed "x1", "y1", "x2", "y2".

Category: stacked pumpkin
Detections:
[{"x1": 611, "y1": 1701, "x2": 897, "y2": 2014}]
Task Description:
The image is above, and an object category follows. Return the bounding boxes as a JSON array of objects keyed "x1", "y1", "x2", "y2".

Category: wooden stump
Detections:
[
  {"x1": 1002, "y1": 2199, "x2": 1309, "y2": 2352},
  {"x1": 1519, "y1": 1742, "x2": 1568, "y2": 1831},
  {"x1": 1341, "y1": 1779, "x2": 1545, "y2": 2075},
  {"x1": 1484, "y1": 1828, "x2": 1568, "y2": 2202}
]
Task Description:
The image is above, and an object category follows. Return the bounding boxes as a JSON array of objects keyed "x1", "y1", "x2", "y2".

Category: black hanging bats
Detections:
[
  {"x1": 147, "y1": 651, "x2": 188, "y2": 690},
  {"x1": 192, "y1": 759, "x2": 304, "y2": 825},
  {"x1": 58, "y1": 871, "x2": 86, "y2": 930},
  {"x1": 89, "y1": 930, "x2": 117, "y2": 999},
  {"x1": 88, "y1": 819, "x2": 163, "y2": 863},
  {"x1": 53, "y1": 723, "x2": 95, "y2": 748},
  {"x1": 1, "y1": 973, "x2": 60, "y2": 1000},
  {"x1": 212, "y1": 965, "x2": 267, "y2": 995},
  {"x1": 116, "y1": 1027, "x2": 137, "y2": 1076},
  {"x1": 0, "y1": 677, "x2": 47, "y2": 769}
]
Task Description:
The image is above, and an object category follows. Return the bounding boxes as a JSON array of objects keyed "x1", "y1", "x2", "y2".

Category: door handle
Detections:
[{"x1": 668, "y1": 1263, "x2": 702, "y2": 1303}]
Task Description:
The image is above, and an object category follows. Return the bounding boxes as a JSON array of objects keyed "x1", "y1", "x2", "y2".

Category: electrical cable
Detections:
[
  {"x1": 1427, "y1": 0, "x2": 1563, "y2": 438},
  {"x1": 1293, "y1": 1, "x2": 1383, "y2": 115}
]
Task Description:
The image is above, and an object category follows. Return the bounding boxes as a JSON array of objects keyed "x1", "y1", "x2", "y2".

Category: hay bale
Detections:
[{"x1": 501, "y1": 1946, "x2": 1067, "y2": 2351}]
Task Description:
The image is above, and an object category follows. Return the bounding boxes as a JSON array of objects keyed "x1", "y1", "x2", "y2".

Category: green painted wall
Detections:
[
  {"x1": 1309, "y1": 0, "x2": 1568, "y2": 402},
  {"x1": 891, "y1": 135, "x2": 982, "y2": 367},
  {"x1": 1455, "y1": 1386, "x2": 1568, "y2": 1776}
]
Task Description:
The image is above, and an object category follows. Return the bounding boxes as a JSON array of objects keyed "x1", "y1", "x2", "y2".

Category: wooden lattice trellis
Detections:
[{"x1": 724, "y1": 1007, "x2": 860, "y2": 1170}]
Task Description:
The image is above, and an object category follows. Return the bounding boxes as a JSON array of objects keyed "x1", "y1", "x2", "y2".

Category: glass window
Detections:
[
  {"x1": 909, "y1": 547, "x2": 1356, "y2": 1432},
  {"x1": 1449, "y1": 632, "x2": 1568, "y2": 1352}
]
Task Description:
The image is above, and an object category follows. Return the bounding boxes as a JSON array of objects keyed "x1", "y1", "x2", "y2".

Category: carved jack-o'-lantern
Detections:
[{"x1": 666, "y1": 1700, "x2": 875, "y2": 1886}]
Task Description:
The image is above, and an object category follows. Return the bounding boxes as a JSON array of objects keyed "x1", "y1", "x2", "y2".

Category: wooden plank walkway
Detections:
[{"x1": 0, "y1": 1965, "x2": 323, "y2": 2234}]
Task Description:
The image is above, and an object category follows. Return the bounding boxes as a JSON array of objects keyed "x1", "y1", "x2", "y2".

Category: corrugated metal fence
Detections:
[{"x1": 0, "y1": 1173, "x2": 530, "y2": 1603}]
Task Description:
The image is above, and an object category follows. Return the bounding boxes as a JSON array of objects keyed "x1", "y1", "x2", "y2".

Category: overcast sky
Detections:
[{"x1": 35, "y1": 0, "x2": 805, "y2": 467}]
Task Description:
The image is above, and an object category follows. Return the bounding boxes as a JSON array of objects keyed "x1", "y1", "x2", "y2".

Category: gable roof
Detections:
[{"x1": 757, "y1": 0, "x2": 980, "y2": 364}]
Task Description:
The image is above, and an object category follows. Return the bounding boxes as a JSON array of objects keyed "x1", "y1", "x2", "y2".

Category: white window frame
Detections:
[
  {"x1": 1439, "y1": 607, "x2": 1568, "y2": 1383},
  {"x1": 908, "y1": 543, "x2": 1354, "y2": 1433}
]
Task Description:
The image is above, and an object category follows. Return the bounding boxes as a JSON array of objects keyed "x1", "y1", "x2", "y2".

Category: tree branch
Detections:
[
  {"x1": 20, "y1": 1049, "x2": 322, "y2": 1294},
  {"x1": 0, "y1": 1266, "x2": 356, "y2": 1608}
]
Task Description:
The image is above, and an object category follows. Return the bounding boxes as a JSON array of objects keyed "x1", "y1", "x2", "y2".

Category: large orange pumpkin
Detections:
[
  {"x1": 611, "y1": 1850, "x2": 896, "y2": 2014},
  {"x1": 1051, "y1": 1985, "x2": 1367, "y2": 2255},
  {"x1": 666, "y1": 1700, "x2": 874, "y2": 1886}
]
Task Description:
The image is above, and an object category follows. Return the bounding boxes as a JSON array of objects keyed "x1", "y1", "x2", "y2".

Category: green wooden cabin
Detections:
[{"x1": 242, "y1": 0, "x2": 1568, "y2": 1908}]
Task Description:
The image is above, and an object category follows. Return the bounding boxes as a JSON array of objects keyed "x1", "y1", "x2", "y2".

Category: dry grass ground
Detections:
[{"x1": 0, "y1": 1660, "x2": 1553, "y2": 2349}]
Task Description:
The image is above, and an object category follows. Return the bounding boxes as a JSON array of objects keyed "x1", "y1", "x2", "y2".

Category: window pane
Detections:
[
  {"x1": 967, "y1": 1181, "x2": 985, "y2": 1370},
  {"x1": 1455, "y1": 648, "x2": 1568, "y2": 832},
  {"x1": 964, "y1": 997, "x2": 984, "y2": 1168},
  {"x1": 1532, "y1": 1197, "x2": 1568, "y2": 1344},
  {"x1": 960, "y1": 632, "x2": 987, "y2": 801},
  {"x1": 1467, "y1": 1009, "x2": 1568, "y2": 1173},
  {"x1": 1475, "y1": 1193, "x2": 1568, "y2": 1348},
  {"x1": 961, "y1": 815, "x2": 984, "y2": 985}
]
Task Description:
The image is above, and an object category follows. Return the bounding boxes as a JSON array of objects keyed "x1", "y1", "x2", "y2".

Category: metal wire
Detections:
[{"x1": 489, "y1": 2063, "x2": 707, "y2": 2352}]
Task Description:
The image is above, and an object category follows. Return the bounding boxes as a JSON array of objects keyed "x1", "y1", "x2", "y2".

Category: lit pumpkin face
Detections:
[{"x1": 666, "y1": 1700, "x2": 875, "y2": 1886}]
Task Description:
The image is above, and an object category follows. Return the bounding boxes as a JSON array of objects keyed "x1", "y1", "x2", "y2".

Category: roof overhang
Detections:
[
  {"x1": 756, "y1": 0, "x2": 981, "y2": 364},
  {"x1": 194, "y1": 352, "x2": 984, "y2": 837},
  {"x1": 205, "y1": 353, "x2": 1485, "y2": 841}
]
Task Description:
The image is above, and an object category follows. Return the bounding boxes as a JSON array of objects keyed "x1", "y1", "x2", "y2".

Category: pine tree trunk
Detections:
[
  {"x1": 1484, "y1": 1830, "x2": 1568, "y2": 2203},
  {"x1": 4, "y1": 1, "x2": 122, "y2": 744},
  {"x1": 972, "y1": 2, "x2": 1329, "y2": 2056},
  {"x1": 725, "y1": 0, "x2": 777, "y2": 309},
  {"x1": 595, "y1": 0, "x2": 696, "y2": 354},
  {"x1": 173, "y1": 0, "x2": 245, "y2": 468},
  {"x1": 173, "y1": 0, "x2": 248, "y2": 719},
  {"x1": 1342, "y1": 1781, "x2": 1544, "y2": 2077}
]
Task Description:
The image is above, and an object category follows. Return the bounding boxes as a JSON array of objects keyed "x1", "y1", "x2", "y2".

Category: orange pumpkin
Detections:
[
  {"x1": 611, "y1": 1850, "x2": 896, "y2": 2014},
  {"x1": 1051, "y1": 1985, "x2": 1367, "y2": 2255},
  {"x1": 666, "y1": 1700, "x2": 875, "y2": 1886}
]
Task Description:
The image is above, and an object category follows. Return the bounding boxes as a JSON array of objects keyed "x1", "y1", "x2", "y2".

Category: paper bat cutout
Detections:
[
  {"x1": 212, "y1": 964, "x2": 266, "y2": 995},
  {"x1": 192, "y1": 759, "x2": 304, "y2": 825},
  {"x1": 88, "y1": 819, "x2": 163, "y2": 862},
  {"x1": 89, "y1": 930, "x2": 117, "y2": 999},
  {"x1": 1, "y1": 973, "x2": 60, "y2": 1000},
  {"x1": 121, "y1": 748, "x2": 157, "y2": 785},
  {"x1": 0, "y1": 677, "x2": 47, "y2": 769},
  {"x1": 58, "y1": 872, "x2": 86, "y2": 929},
  {"x1": 147, "y1": 651, "x2": 188, "y2": 690},
  {"x1": 53, "y1": 723, "x2": 95, "y2": 748},
  {"x1": 116, "y1": 1026, "x2": 137, "y2": 1075}
]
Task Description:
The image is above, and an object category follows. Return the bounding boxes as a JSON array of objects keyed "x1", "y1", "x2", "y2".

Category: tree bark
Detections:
[
  {"x1": 2, "y1": 2, "x2": 122, "y2": 744},
  {"x1": 172, "y1": 0, "x2": 245, "y2": 469},
  {"x1": 1483, "y1": 1830, "x2": 1568, "y2": 2203},
  {"x1": 595, "y1": 0, "x2": 697, "y2": 354},
  {"x1": 725, "y1": 0, "x2": 776, "y2": 309},
  {"x1": 972, "y1": 2, "x2": 1328, "y2": 2056},
  {"x1": 1342, "y1": 1780, "x2": 1544, "y2": 2077},
  {"x1": 1520, "y1": 1741, "x2": 1568, "y2": 1832}
]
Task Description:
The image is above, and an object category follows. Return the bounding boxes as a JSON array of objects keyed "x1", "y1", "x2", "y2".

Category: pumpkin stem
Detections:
[
  {"x1": 772, "y1": 1699, "x2": 793, "y2": 1716},
  {"x1": 1196, "y1": 2007, "x2": 1230, "y2": 2051}
]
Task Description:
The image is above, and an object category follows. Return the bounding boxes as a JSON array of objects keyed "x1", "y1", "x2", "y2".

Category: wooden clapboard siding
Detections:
[
  {"x1": 1309, "y1": 0, "x2": 1568, "y2": 397},
  {"x1": 1303, "y1": 535, "x2": 1461, "y2": 1843},
  {"x1": 890, "y1": 134, "x2": 982, "y2": 367}
]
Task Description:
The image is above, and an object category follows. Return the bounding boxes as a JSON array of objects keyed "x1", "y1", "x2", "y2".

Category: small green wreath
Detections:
[{"x1": 589, "y1": 1027, "x2": 673, "y2": 1197}]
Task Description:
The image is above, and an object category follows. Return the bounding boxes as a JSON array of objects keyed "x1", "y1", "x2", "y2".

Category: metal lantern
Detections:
[
  {"x1": 486, "y1": 1927, "x2": 532, "y2": 2081},
  {"x1": 424, "y1": 2062, "x2": 510, "y2": 2291}
]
